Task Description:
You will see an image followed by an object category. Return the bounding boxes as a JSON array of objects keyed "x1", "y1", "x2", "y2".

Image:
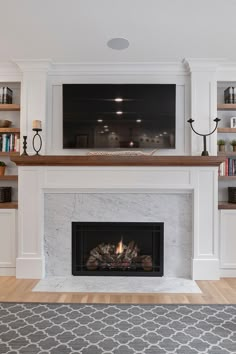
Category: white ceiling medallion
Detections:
[{"x1": 107, "y1": 38, "x2": 130, "y2": 50}]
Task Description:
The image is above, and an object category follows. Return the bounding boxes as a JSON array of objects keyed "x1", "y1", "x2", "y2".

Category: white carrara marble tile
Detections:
[
  {"x1": 44, "y1": 193, "x2": 192, "y2": 278},
  {"x1": 33, "y1": 276, "x2": 201, "y2": 294}
]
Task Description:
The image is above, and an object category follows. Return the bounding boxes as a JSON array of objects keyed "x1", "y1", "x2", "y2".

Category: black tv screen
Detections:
[{"x1": 63, "y1": 84, "x2": 176, "y2": 149}]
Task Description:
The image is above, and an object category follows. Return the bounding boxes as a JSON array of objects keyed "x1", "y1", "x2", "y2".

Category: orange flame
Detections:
[{"x1": 116, "y1": 238, "x2": 124, "y2": 254}]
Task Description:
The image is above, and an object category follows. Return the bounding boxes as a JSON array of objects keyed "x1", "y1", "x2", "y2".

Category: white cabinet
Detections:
[
  {"x1": 219, "y1": 210, "x2": 236, "y2": 277},
  {"x1": 0, "y1": 209, "x2": 16, "y2": 275}
]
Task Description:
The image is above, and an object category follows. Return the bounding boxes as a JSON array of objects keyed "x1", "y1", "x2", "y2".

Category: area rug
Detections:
[{"x1": 0, "y1": 303, "x2": 235, "y2": 354}]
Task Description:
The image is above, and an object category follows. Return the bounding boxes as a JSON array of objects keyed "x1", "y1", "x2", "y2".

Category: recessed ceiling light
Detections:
[
  {"x1": 97, "y1": 119, "x2": 103, "y2": 122},
  {"x1": 115, "y1": 97, "x2": 123, "y2": 102},
  {"x1": 163, "y1": 132, "x2": 167, "y2": 135},
  {"x1": 100, "y1": 131, "x2": 104, "y2": 134},
  {"x1": 104, "y1": 125, "x2": 108, "y2": 128},
  {"x1": 107, "y1": 38, "x2": 129, "y2": 50},
  {"x1": 116, "y1": 111, "x2": 123, "y2": 115},
  {"x1": 136, "y1": 119, "x2": 142, "y2": 123}
]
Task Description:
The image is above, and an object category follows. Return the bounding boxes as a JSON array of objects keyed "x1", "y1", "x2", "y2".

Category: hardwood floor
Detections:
[{"x1": 0, "y1": 277, "x2": 236, "y2": 304}]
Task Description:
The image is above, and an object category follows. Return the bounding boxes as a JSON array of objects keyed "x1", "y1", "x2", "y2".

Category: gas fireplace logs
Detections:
[{"x1": 86, "y1": 240, "x2": 153, "y2": 271}]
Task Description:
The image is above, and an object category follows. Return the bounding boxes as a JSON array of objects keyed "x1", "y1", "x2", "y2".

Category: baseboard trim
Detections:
[
  {"x1": 0, "y1": 268, "x2": 16, "y2": 276},
  {"x1": 220, "y1": 269, "x2": 236, "y2": 277},
  {"x1": 192, "y1": 258, "x2": 220, "y2": 280},
  {"x1": 16, "y1": 257, "x2": 44, "y2": 279}
]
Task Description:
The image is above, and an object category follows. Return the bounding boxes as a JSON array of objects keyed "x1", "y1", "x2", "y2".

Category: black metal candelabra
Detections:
[
  {"x1": 32, "y1": 128, "x2": 42, "y2": 155},
  {"x1": 187, "y1": 118, "x2": 221, "y2": 156},
  {"x1": 21, "y1": 136, "x2": 28, "y2": 156}
]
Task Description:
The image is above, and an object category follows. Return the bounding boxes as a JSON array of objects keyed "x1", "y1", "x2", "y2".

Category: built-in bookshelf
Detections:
[
  {"x1": 217, "y1": 82, "x2": 236, "y2": 209},
  {"x1": 0, "y1": 83, "x2": 20, "y2": 209}
]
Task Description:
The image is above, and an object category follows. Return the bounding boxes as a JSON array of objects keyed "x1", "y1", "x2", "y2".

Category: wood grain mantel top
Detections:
[{"x1": 11, "y1": 155, "x2": 225, "y2": 167}]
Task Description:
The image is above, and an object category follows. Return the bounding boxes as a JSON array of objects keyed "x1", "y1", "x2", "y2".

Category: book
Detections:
[
  {"x1": 0, "y1": 87, "x2": 12, "y2": 104},
  {"x1": 224, "y1": 87, "x2": 233, "y2": 104}
]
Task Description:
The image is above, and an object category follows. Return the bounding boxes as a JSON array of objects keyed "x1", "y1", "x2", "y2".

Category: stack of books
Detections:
[
  {"x1": 0, "y1": 134, "x2": 20, "y2": 152},
  {"x1": 219, "y1": 158, "x2": 236, "y2": 176},
  {"x1": 0, "y1": 87, "x2": 13, "y2": 104}
]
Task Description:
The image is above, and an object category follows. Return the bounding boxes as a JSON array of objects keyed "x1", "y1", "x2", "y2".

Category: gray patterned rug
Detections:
[{"x1": 0, "y1": 303, "x2": 235, "y2": 354}]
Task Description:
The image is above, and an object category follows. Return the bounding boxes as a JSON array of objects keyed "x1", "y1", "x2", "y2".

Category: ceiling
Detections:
[{"x1": 0, "y1": 0, "x2": 235, "y2": 64}]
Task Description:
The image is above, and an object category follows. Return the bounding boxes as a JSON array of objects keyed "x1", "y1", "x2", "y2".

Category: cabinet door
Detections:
[
  {"x1": 0, "y1": 209, "x2": 16, "y2": 268},
  {"x1": 220, "y1": 210, "x2": 236, "y2": 269}
]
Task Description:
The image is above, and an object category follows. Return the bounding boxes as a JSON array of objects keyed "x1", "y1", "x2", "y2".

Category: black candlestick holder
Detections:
[
  {"x1": 21, "y1": 136, "x2": 28, "y2": 156},
  {"x1": 187, "y1": 118, "x2": 221, "y2": 156},
  {"x1": 32, "y1": 128, "x2": 42, "y2": 155}
]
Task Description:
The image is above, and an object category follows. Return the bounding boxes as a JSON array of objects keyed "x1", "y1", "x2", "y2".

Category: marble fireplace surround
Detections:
[{"x1": 13, "y1": 156, "x2": 223, "y2": 280}]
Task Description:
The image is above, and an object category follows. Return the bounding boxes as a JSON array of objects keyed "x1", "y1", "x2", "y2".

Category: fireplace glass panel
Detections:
[{"x1": 72, "y1": 222, "x2": 164, "y2": 276}]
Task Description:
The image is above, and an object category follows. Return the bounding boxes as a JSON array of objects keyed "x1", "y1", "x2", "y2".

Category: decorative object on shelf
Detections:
[
  {"x1": 228, "y1": 187, "x2": 236, "y2": 203},
  {"x1": 217, "y1": 139, "x2": 226, "y2": 152},
  {"x1": 230, "y1": 117, "x2": 236, "y2": 128},
  {"x1": 21, "y1": 136, "x2": 28, "y2": 156},
  {"x1": 0, "y1": 161, "x2": 6, "y2": 176},
  {"x1": 230, "y1": 139, "x2": 236, "y2": 152},
  {"x1": 32, "y1": 120, "x2": 42, "y2": 155},
  {"x1": 187, "y1": 118, "x2": 221, "y2": 156},
  {"x1": 87, "y1": 149, "x2": 158, "y2": 157},
  {"x1": 0, "y1": 87, "x2": 12, "y2": 104},
  {"x1": 0, "y1": 120, "x2": 11, "y2": 128},
  {"x1": 0, "y1": 186, "x2": 11, "y2": 202}
]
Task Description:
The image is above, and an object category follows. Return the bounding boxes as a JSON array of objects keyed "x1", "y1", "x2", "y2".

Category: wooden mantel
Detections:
[{"x1": 11, "y1": 155, "x2": 225, "y2": 167}]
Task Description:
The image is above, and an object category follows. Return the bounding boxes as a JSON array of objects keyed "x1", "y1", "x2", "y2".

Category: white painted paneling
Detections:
[
  {"x1": 44, "y1": 167, "x2": 191, "y2": 189},
  {"x1": 0, "y1": 210, "x2": 16, "y2": 268},
  {"x1": 198, "y1": 170, "x2": 217, "y2": 256},
  {"x1": 220, "y1": 210, "x2": 236, "y2": 269}
]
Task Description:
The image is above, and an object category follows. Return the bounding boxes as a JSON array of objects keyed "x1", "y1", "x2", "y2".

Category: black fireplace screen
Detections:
[{"x1": 72, "y1": 222, "x2": 164, "y2": 276}]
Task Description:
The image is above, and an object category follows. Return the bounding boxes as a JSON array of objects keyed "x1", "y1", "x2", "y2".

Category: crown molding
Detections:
[
  {"x1": 0, "y1": 62, "x2": 22, "y2": 81},
  {"x1": 48, "y1": 61, "x2": 188, "y2": 76},
  {"x1": 217, "y1": 61, "x2": 236, "y2": 72},
  {"x1": 183, "y1": 58, "x2": 226, "y2": 72},
  {"x1": 13, "y1": 59, "x2": 52, "y2": 73}
]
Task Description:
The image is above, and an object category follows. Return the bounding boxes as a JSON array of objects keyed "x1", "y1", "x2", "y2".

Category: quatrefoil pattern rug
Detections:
[{"x1": 0, "y1": 303, "x2": 236, "y2": 354}]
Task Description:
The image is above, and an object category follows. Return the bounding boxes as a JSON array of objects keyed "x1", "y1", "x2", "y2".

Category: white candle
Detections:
[{"x1": 32, "y1": 120, "x2": 42, "y2": 130}]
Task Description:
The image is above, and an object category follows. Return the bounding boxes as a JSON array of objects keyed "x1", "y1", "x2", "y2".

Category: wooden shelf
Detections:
[
  {"x1": 0, "y1": 128, "x2": 20, "y2": 133},
  {"x1": 0, "y1": 202, "x2": 18, "y2": 209},
  {"x1": 218, "y1": 152, "x2": 236, "y2": 157},
  {"x1": 0, "y1": 152, "x2": 20, "y2": 157},
  {"x1": 0, "y1": 175, "x2": 18, "y2": 181},
  {"x1": 217, "y1": 104, "x2": 236, "y2": 110},
  {"x1": 218, "y1": 128, "x2": 236, "y2": 133},
  {"x1": 10, "y1": 155, "x2": 225, "y2": 167},
  {"x1": 219, "y1": 176, "x2": 236, "y2": 180},
  {"x1": 218, "y1": 202, "x2": 236, "y2": 209},
  {"x1": 0, "y1": 104, "x2": 20, "y2": 111}
]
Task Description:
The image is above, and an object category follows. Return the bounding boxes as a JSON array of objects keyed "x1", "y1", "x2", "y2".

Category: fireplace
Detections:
[{"x1": 72, "y1": 222, "x2": 164, "y2": 276}]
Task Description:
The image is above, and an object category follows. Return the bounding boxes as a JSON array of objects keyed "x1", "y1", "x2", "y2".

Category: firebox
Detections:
[{"x1": 72, "y1": 222, "x2": 164, "y2": 276}]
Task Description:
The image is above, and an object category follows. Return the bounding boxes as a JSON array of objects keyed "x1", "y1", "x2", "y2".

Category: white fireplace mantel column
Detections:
[
  {"x1": 13, "y1": 156, "x2": 223, "y2": 280},
  {"x1": 184, "y1": 58, "x2": 225, "y2": 156},
  {"x1": 15, "y1": 59, "x2": 52, "y2": 155}
]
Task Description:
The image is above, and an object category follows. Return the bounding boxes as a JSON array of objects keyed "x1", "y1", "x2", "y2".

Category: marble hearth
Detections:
[{"x1": 13, "y1": 156, "x2": 223, "y2": 280}]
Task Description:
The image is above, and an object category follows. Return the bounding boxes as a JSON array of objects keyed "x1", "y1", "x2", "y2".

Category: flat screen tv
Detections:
[{"x1": 63, "y1": 84, "x2": 176, "y2": 149}]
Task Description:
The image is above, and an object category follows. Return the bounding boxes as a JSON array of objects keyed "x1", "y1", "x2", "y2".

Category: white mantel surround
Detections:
[{"x1": 14, "y1": 156, "x2": 222, "y2": 280}]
